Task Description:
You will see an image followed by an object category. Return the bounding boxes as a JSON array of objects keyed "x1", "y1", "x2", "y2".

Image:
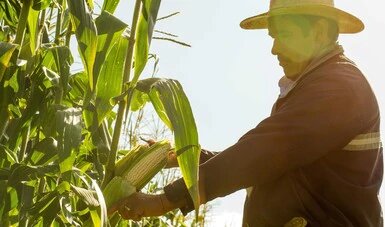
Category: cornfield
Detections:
[{"x1": 0, "y1": 0, "x2": 201, "y2": 225}]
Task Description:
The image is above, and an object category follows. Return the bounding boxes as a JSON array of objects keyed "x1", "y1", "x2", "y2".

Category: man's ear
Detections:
[{"x1": 314, "y1": 18, "x2": 330, "y2": 44}]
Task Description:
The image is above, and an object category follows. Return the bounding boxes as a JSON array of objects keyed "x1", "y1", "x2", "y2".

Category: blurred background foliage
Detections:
[{"x1": 0, "y1": 0, "x2": 206, "y2": 225}]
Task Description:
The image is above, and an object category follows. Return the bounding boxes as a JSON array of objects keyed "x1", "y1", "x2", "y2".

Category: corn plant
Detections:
[{"x1": 0, "y1": 0, "x2": 200, "y2": 226}]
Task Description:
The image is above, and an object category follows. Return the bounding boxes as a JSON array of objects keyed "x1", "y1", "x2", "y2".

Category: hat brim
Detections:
[{"x1": 240, "y1": 5, "x2": 364, "y2": 34}]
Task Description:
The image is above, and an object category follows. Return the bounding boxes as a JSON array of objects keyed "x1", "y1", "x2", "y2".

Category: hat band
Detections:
[{"x1": 270, "y1": 0, "x2": 335, "y2": 10}]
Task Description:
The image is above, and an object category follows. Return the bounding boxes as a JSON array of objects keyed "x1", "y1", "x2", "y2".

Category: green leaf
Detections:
[
  {"x1": 19, "y1": 184, "x2": 35, "y2": 225},
  {"x1": 43, "y1": 46, "x2": 73, "y2": 94},
  {"x1": 5, "y1": 71, "x2": 19, "y2": 92},
  {"x1": 86, "y1": 0, "x2": 94, "y2": 10},
  {"x1": 135, "y1": 78, "x2": 200, "y2": 212},
  {"x1": 8, "y1": 164, "x2": 59, "y2": 186},
  {"x1": 0, "y1": 168, "x2": 9, "y2": 180},
  {"x1": 67, "y1": 0, "x2": 98, "y2": 90},
  {"x1": 0, "y1": 144, "x2": 18, "y2": 165},
  {"x1": 0, "y1": 1, "x2": 19, "y2": 28},
  {"x1": 132, "y1": 0, "x2": 161, "y2": 86},
  {"x1": 28, "y1": 191, "x2": 57, "y2": 215},
  {"x1": 32, "y1": 0, "x2": 52, "y2": 10},
  {"x1": 94, "y1": 11, "x2": 127, "y2": 80},
  {"x1": 0, "y1": 42, "x2": 18, "y2": 83},
  {"x1": 0, "y1": 180, "x2": 8, "y2": 219},
  {"x1": 130, "y1": 89, "x2": 149, "y2": 111},
  {"x1": 102, "y1": 0, "x2": 121, "y2": 14},
  {"x1": 95, "y1": 37, "x2": 128, "y2": 124},
  {"x1": 92, "y1": 11, "x2": 128, "y2": 125},
  {"x1": 68, "y1": 71, "x2": 88, "y2": 107},
  {"x1": 89, "y1": 209, "x2": 101, "y2": 227},
  {"x1": 7, "y1": 104, "x2": 21, "y2": 119},
  {"x1": 30, "y1": 137, "x2": 58, "y2": 165},
  {"x1": 27, "y1": 7, "x2": 40, "y2": 55},
  {"x1": 41, "y1": 66, "x2": 60, "y2": 89},
  {"x1": 91, "y1": 177, "x2": 107, "y2": 226},
  {"x1": 70, "y1": 184, "x2": 99, "y2": 207},
  {"x1": 0, "y1": 185, "x2": 18, "y2": 221},
  {"x1": 59, "y1": 195, "x2": 81, "y2": 226},
  {"x1": 29, "y1": 191, "x2": 60, "y2": 226},
  {"x1": 56, "y1": 108, "x2": 82, "y2": 173}
]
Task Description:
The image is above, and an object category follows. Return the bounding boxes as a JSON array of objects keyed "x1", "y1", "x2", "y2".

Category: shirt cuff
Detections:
[{"x1": 164, "y1": 178, "x2": 195, "y2": 215}]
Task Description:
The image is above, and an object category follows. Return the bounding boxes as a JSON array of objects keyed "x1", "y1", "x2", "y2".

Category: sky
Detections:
[{"x1": 109, "y1": 0, "x2": 385, "y2": 225}]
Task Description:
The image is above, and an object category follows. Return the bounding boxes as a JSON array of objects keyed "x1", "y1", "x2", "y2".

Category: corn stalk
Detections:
[{"x1": 102, "y1": 0, "x2": 142, "y2": 188}]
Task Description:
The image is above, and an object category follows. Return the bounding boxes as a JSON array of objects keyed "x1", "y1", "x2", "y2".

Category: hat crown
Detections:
[{"x1": 270, "y1": 0, "x2": 335, "y2": 10}]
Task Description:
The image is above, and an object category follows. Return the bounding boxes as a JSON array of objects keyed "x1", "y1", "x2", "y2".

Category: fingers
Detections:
[
  {"x1": 107, "y1": 196, "x2": 132, "y2": 216},
  {"x1": 107, "y1": 192, "x2": 167, "y2": 220},
  {"x1": 140, "y1": 137, "x2": 156, "y2": 146},
  {"x1": 119, "y1": 206, "x2": 143, "y2": 221}
]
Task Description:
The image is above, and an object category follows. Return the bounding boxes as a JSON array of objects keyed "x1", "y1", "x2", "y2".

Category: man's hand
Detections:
[
  {"x1": 165, "y1": 149, "x2": 178, "y2": 168},
  {"x1": 107, "y1": 192, "x2": 175, "y2": 221}
]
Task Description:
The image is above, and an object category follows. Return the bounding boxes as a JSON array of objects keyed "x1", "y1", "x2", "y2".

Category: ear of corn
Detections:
[
  {"x1": 103, "y1": 176, "x2": 136, "y2": 208},
  {"x1": 103, "y1": 140, "x2": 171, "y2": 209}
]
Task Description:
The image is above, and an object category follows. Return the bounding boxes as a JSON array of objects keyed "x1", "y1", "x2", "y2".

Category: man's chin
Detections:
[{"x1": 284, "y1": 71, "x2": 300, "y2": 80}]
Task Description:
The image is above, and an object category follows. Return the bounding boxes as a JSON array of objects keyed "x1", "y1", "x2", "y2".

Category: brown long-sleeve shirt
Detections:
[{"x1": 164, "y1": 48, "x2": 383, "y2": 226}]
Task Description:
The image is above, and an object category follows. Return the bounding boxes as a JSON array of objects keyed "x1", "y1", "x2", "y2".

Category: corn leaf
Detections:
[
  {"x1": 30, "y1": 137, "x2": 58, "y2": 165},
  {"x1": 59, "y1": 195, "x2": 81, "y2": 226},
  {"x1": 32, "y1": 0, "x2": 52, "y2": 10},
  {"x1": 0, "y1": 186, "x2": 18, "y2": 220},
  {"x1": 102, "y1": 0, "x2": 120, "y2": 14},
  {"x1": 94, "y1": 12, "x2": 128, "y2": 124},
  {"x1": 0, "y1": 42, "x2": 18, "y2": 83},
  {"x1": 56, "y1": 108, "x2": 82, "y2": 173},
  {"x1": 94, "y1": 11, "x2": 127, "y2": 80},
  {"x1": 8, "y1": 164, "x2": 59, "y2": 186},
  {"x1": 67, "y1": 0, "x2": 98, "y2": 90},
  {"x1": 135, "y1": 78, "x2": 200, "y2": 212},
  {"x1": 130, "y1": 89, "x2": 149, "y2": 111},
  {"x1": 43, "y1": 46, "x2": 73, "y2": 93},
  {"x1": 29, "y1": 191, "x2": 60, "y2": 226},
  {"x1": 95, "y1": 37, "x2": 128, "y2": 125},
  {"x1": 131, "y1": 0, "x2": 161, "y2": 86},
  {"x1": 27, "y1": 7, "x2": 39, "y2": 55}
]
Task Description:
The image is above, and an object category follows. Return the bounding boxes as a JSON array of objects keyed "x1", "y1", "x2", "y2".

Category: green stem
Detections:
[
  {"x1": 0, "y1": 84, "x2": 8, "y2": 141},
  {"x1": 37, "y1": 9, "x2": 46, "y2": 46},
  {"x1": 0, "y1": 1, "x2": 31, "y2": 142},
  {"x1": 37, "y1": 177, "x2": 46, "y2": 200},
  {"x1": 65, "y1": 22, "x2": 72, "y2": 47},
  {"x1": 102, "y1": 0, "x2": 142, "y2": 188},
  {"x1": 18, "y1": 125, "x2": 30, "y2": 162},
  {"x1": 55, "y1": 0, "x2": 63, "y2": 45},
  {"x1": 14, "y1": 0, "x2": 32, "y2": 46}
]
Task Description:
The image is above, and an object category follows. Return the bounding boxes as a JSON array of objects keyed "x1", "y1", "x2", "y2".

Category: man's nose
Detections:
[{"x1": 271, "y1": 39, "x2": 278, "y2": 56}]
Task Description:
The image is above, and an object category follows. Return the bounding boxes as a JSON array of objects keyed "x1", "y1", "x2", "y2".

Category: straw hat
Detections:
[{"x1": 240, "y1": 0, "x2": 364, "y2": 33}]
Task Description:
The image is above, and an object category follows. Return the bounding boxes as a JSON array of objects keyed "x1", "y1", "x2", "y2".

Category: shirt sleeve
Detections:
[
  {"x1": 163, "y1": 149, "x2": 219, "y2": 214},
  {"x1": 200, "y1": 149, "x2": 220, "y2": 164}
]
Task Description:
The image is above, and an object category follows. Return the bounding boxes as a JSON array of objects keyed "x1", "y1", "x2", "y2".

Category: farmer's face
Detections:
[{"x1": 268, "y1": 16, "x2": 320, "y2": 80}]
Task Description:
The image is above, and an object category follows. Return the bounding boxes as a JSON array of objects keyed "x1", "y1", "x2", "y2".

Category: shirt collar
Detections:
[{"x1": 278, "y1": 44, "x2": 344, "y2": 98}]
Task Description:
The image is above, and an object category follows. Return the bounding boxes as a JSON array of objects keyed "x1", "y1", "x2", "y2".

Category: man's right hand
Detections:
[{"x1": 108, "y1": 192, "x2": 172, "y2": 221}]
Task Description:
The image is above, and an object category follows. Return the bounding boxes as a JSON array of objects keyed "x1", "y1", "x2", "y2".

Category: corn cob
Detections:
[
  {"x1": 103, "y1": 176, "x2": 136, "y2": 208},
  {"x1": 103, "y1": 140, "x2": 171, "y2": 208}
]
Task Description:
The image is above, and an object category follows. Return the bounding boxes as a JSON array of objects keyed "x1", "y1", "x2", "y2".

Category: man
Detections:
[{"x1": 109, "y1": 0, "x2": 383, "y2": 226}]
